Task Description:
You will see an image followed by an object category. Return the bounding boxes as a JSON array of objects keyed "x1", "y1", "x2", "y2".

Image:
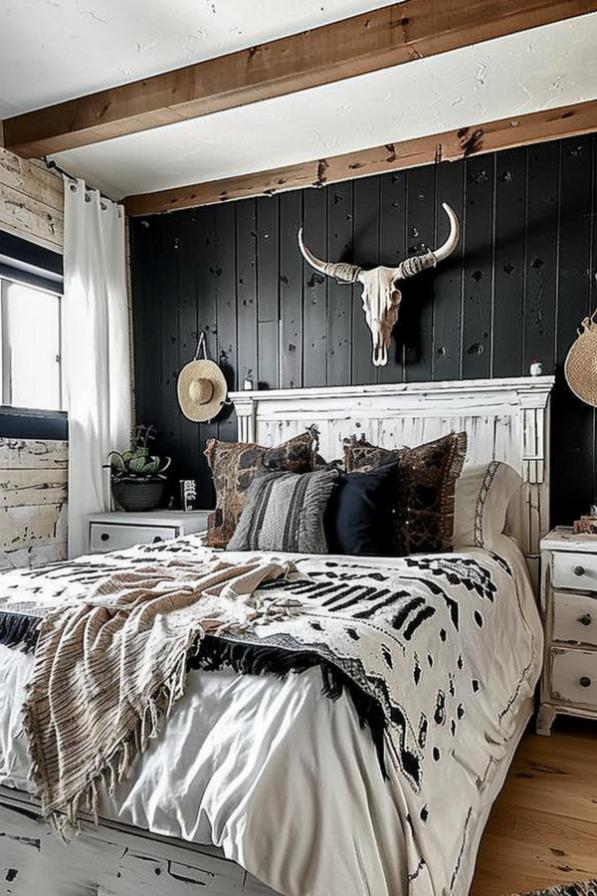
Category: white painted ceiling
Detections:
[
  {"x1": 2, "y1": 3, "x2": 597, "y2": 200},
  {"x1": 0, "y1": 0, "x2": 398, "y2": 115}
]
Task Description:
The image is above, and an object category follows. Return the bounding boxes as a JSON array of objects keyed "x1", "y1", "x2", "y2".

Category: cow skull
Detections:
[{"x1": 298, "y1": 202, "x2": 460, "y2": 366}]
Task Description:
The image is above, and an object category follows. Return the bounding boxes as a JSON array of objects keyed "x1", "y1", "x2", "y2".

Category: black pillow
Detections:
[{"x1": 324, "y1": 462, "x2": 398, "y2": 556}]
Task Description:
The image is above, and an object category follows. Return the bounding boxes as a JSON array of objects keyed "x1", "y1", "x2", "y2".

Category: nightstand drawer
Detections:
[
  {"x1": 90, "y1": 523, "x2": 177, "y2": 553},
  {"x1": 550, "y1": 647, "x2": 597, "y2": 709},
  {"x1": 552, "y1": 551, "x2": 597, "y2": 592},
  {"x1": 553, "y1": 591, "x2": 597, "y2": 647}
]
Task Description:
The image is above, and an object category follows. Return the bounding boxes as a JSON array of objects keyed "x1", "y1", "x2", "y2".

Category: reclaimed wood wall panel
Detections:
[
  {"x1": 0, "y1": 438, "x2": 68, "y2": 570},
  {"x1": 0, "y1": 147, "x2": 63, "y2": 253},
  {"x1": 0, "y1": 148, "x2": 66, "y2": 565},
  {"x1": 130, "y1": 133, "x2": 597, "y2": 523},
  {"x1": 0, "y1": 439, "x2": 67, "y2": 470}
]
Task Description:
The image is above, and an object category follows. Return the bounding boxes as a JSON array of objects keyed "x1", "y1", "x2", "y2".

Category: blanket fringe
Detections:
[
  {"x1": 0, "y1": 611, "x2": 40, "y2": 654},
  {"x1": 193, "y1": 635, "x2": 388, "y2": 777},
  {"x1": 24, "y1": 628, "x2": 388, "y2": 836},
  {"x1": 23, "y1": 631, "x2": 203, "y2": 838}
]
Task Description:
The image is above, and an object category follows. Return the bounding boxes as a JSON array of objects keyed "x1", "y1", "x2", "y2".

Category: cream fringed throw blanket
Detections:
[{"x1": 22, "y1": 556, "x2": 302, "y2": 831}]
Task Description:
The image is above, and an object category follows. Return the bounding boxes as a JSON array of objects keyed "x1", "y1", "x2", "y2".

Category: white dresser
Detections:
[
  {"x1": 88, "y1": 510, "x2": 211, "y2": 554},
  {"x1": 538, "y1": 526, "x2": 597, "y2": 735}
]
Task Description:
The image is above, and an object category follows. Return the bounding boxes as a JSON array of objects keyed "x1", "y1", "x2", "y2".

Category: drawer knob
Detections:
[
  {"x1": 579, "y1": 676, "x2": 592, "y2": 688},
  {"x1": 100, "y1": 533, "x2": 110, "y2": 542},
  {"x1": 574, "y1": 565, "x2": 586, "y2": 577},
  {"x1": 578, "y1": 613, "x2": 592, "y2": 626}
]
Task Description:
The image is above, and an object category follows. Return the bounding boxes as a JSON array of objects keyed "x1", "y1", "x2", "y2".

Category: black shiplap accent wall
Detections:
[{"x1": 130, "y1": 135, "x2": 597, "y2": 523}]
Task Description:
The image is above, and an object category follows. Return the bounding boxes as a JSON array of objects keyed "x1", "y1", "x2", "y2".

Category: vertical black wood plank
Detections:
[
  {"x1": 326, "y1": 181, "x2": 353, "y2": 386},
  {"x1": 279, "y1": 190, "x2": 303, "y2": 389},
  {"x1": 138, "y1": 216, "x2": 165, "y2": 460},
  {"x1": 257, "y1": 196, "x2": 279, "y2": 324},
  {"x1": 256, "y1": 196, "x2": 279, "y2": 389},
  {"x1": 492, "y1": 147, "x2": 526, "y2": 377},
  {"x1": 432, "y1": 161, "x2": 465, "y2": 382},
  {"x1": 302, "y1": 188, "x2": 328, "y2": 387},
  {"x1": 175, "y1": 208, "x2": 200, "y2": 488},
  {"x1": 401, "y1": 164, "x2": 435, "y2": 382},
  {"x1": 194, "y1": 205, "x2": 220, "y2": 507},
  {"x1": 257, "y1": 320, "x2": 279, "y2": 393},
  {"x1": 153, "y1": 214, "x2": 184, "y2": 506},
  {"x1": 214, "y1": 203, "x2": 238, "y2": 447},
  {"x1": 236, "y1": 199, "x2": 258, "y2": 390},
  {"x1": 553, "y1": 136, "x2": 594, "y2": 524},
  {"x1": 461, "y1": 155, "x2": 494, "y2": 379},
  {"x1": 352, "y1": 177, "x2": 379, "y2": 386},
  {"x1": 214, "y1": 203, "x2": 238, "y2": 388},
  {"x1": 130, "y1": 217, "x2": 156, "y2": 431},
  {"x1": 524, "y1": 142, "x2": 559, "y2": 375},
  {"x1": 379, "y1": 170, "x2": 407, "y2": 383}
]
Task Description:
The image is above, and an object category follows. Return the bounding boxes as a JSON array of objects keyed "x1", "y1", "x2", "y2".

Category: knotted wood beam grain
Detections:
[
  {"x1": 124, "y1": 99, "x2": 597, "y2": 215},
  {"x1": 4, "y1": 0, "x2": 596, "y2": 158}
]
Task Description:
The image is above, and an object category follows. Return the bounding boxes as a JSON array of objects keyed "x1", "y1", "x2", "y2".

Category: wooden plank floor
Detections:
[{"x1": 471, "y1": 718, "x2": 597, "y2": 896}]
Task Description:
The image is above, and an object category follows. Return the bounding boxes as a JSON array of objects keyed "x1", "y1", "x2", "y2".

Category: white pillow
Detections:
[{"x1": 453, "y1": 461, "x2": 522, "y2": 550}]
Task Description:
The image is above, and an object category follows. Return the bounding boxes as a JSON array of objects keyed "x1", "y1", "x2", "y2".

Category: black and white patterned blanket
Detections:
[{"x1": 0, "y1": 535, "x2": 540, "y2": 893}]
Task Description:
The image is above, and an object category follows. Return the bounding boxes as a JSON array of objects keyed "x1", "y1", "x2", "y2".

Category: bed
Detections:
[{"x1": 0, "y1": 375, "x2": 553, "y2": 896}]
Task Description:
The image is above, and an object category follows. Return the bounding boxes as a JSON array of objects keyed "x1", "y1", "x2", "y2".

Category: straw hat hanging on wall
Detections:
[
  {"x1": 565, "y1": 309, "x2": 597, "y2": 407},
  {"x1": 177, "y1": 331, "x2": 228, "y2": 422}
]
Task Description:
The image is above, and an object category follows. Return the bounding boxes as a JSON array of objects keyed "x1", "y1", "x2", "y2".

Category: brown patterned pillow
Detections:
[
  {"x1": 343, "y1": 432, "x2": 467, "y2": 555},
  {"x1": 205, "y1": 430, "x2": 318, "y2": 548}
]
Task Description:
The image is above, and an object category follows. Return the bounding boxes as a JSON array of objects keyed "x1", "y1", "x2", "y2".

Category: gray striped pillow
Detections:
[{"x1": 226, "y1": 469, "x2": 339, "y2": 553}]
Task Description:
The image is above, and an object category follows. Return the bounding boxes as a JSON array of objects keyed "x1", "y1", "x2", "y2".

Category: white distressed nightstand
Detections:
[
  {"x1": 538, "y1": 526, "x2": 597, "y2": 735},
  {"x1": 88, "y1": 510, "x2": 211, "y2": 554}
]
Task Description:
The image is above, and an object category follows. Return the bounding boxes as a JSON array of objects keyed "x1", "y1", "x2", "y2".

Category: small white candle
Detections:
[{"x1": 530, "y1": 361, "x2": 543, "y2": 377}]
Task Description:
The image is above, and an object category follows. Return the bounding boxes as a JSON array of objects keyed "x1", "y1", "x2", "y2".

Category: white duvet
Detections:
[{"x1": 0, "y1": 535, "x2": 542, "y2": 896}]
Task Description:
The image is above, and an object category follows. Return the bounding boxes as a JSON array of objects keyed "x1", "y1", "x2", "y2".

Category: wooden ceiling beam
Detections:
[
  {"x1": 123, "y1": 98, "x2": 597, "y2": 216},
  {"x1": 5, "y1": 0, "x2": 597, "y2": 159}
]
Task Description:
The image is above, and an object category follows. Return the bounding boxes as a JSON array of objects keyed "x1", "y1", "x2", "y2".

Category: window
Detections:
[{"x1": 0, "y1": 277, "x2": 62, "y2": 412}]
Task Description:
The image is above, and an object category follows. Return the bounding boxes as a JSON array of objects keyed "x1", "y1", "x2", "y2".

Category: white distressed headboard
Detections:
[{"x1": 230, "y1": 376, "x2": 554, "y2": 587}]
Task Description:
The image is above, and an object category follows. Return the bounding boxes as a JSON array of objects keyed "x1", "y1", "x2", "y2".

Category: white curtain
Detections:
[{"x1": 63, "y1": 178, "x2": 132, "y2": 558}]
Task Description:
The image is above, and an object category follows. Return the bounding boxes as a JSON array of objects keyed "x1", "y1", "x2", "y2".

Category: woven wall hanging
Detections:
[{"x1": 565, "y1": 310, "x2": 597, "y2": 407}]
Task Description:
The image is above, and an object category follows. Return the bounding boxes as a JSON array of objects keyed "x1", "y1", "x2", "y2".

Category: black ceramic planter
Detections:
[{"x1": 111, "y1": 478, "x2": 165, "y2": 512}]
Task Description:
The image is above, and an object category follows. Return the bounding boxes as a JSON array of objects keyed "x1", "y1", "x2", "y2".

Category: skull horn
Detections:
[
  {"x1": 297, "y1": 228, "x2": 361, "y2": 284},
  {"x1": 394, "y1": 202, "x2": 460, "y2": 280},
  {"x1": 431, "y1": 202, "x2": 460, "y2": 263}
]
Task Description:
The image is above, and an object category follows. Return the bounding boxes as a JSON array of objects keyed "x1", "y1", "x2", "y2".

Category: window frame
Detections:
[
  {"x1": 0, "y1": 230, "x2": 63, "y2": 293},
  {"x1": 0, "y1": 404, "x2": 67, "y2": 440},
  {"x1": 0, "y1": 231, "x2": 67, "y2": 441},
  {"x1": 0, "y1": 276, "x2": 63, "y2": 411}
]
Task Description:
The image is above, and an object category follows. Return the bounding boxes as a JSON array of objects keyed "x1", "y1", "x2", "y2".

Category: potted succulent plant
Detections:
[{"x1": 109, "y1": 425, "x2": 171, "y2": 512}]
